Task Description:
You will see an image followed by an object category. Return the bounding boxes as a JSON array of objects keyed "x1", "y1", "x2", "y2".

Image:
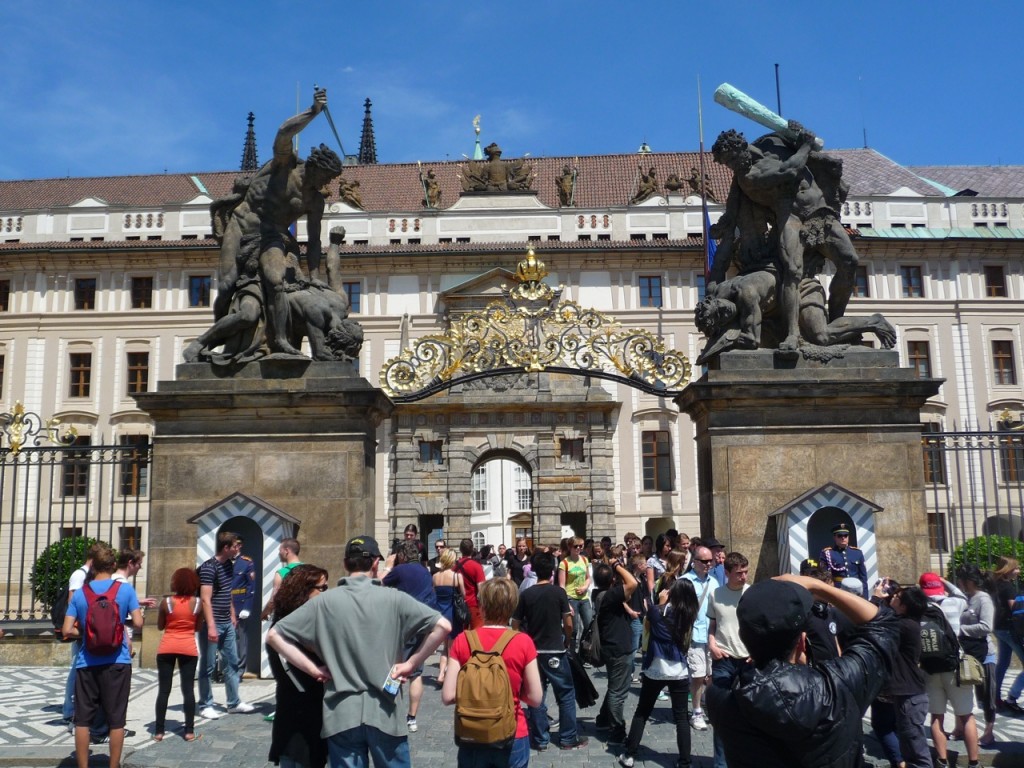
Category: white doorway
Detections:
[{"x1": 470, "y1": 457, "x2": 532, "y2": 549}]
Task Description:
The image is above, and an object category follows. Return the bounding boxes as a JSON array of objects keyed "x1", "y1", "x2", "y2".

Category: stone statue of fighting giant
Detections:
[
  {"x1": 185, "y1": 89, "x2": 362, "y2": 364},
  {"x1": 697, "y1": 84, "x2": 894, "y2": 363}
]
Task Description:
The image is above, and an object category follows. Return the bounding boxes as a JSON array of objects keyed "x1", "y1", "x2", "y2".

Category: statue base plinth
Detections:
[{"x1": 676, "y1": 349, "x2": 941, "y2": 584}]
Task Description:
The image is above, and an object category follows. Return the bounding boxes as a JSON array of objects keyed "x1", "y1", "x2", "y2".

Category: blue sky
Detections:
[{"x1": 2, "y1": 1, "x2": 1020, "y2": 180}]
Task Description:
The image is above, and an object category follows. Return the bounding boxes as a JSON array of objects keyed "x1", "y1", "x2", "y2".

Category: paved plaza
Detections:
[{"x1": 0, "y1": 656, "x2": 1021, "y2": 767}]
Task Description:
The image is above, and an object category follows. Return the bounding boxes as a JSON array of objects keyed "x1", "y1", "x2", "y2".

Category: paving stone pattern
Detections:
[{"x1": 0, "y1": 657, "x2": 1021, "y2": 767}]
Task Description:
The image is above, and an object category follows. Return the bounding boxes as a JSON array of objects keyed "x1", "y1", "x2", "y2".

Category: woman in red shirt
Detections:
[
  {"x1": 155, "y1": 567, "x2": 202, "y2": 742},
  {"x1": 443, "y1": 578, "x2": 543, "y2": 768}
]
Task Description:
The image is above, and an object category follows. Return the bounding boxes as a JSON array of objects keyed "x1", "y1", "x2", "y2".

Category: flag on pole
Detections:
[{"x1": 703, "y1": 205, "x2": 717, "y2": 278}]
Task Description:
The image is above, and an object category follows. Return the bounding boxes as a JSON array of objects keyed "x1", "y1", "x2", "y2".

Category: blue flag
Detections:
[{"x1": 704, "y1": 206, "x2": 717, "y2": 278}]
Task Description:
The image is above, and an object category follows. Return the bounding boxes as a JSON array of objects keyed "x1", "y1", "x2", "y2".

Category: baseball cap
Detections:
[
  {"x1": 345, "y1": 535, "x2": 382, "y2": 559},
  {"x1": 918, "y1": 572, "x2": 944, "y2": 597},
  {"x1": 838, "y1": 577, "x2": 863, "y2": 595},
  {"x1": 737, "y1": 580, "x2": 813, "y2": 656}
]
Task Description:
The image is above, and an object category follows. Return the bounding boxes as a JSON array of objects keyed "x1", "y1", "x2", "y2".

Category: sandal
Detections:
[
  {"x1": 153, "y1": 733, "x2": 164, "y2": 742},
  {"x1": 184, "y1": 732, "x2": 200, "y2": 742}
]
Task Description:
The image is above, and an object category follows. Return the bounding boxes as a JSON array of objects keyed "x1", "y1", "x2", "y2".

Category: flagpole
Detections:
[{"x1": 697, "y1": 76, "x2": 713, "y2": 281}]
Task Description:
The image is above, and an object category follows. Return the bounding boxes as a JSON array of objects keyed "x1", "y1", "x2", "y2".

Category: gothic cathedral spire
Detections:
[
  {"x1": 240, "y1": 112, "x2": 259, "y2": 172},
  {"x1": 357, "y1": 98, "x2": 378, "y2": 165}
]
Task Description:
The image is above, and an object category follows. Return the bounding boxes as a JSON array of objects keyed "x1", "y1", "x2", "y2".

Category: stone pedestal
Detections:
[
  {"x1": 133, "y1": 360, "x2": 392, "y2": 670},
  {"x1": 675, "y1": 349, "x2": 941, "y2": 584}
]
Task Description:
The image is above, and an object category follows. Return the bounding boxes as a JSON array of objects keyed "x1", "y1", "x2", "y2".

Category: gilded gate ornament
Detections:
[
  {"x1": 0, "y1": 402, "x2": 78, "y2": 455},
  {"x1": 379, "y1": 250, "x2": 691, "y2": 402}
]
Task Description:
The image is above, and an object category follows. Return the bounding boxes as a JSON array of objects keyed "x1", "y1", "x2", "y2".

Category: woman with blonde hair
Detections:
[
  {"x1": 992, "y1": 556, "x2": 1023, "y2": 713},
  {"x1": 442, "y1": 578, "x2": 542, "y2": 768},
  {"x1": 433, "y1": 548, "x2": 466, "y2": 684}
]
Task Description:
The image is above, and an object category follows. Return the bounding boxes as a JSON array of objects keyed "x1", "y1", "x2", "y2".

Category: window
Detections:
[
  {"x1": 0, "y1": 279, "x2": 9, "y2": 311},
  {"x1": 998, "y1": 424, "x2": 1024, "y2": 483},
  {"x1": 59, "y1": 526, "x2": 84, "y2": 539},
  {"x1": 343, "y1": 281, "x2": 361, "y2": 314},
  {"x1": 853, "y1": 266, "x2": 870, "y2": 298},
  {"x1": 922, "y1": 423, "x2": 946, "y2": 485},
  {"x1": 927, "y1": 512, "x2": 948, "y2": 553},
  {"x1": 472, "y1": 466, "x2": 487, "y2": 513},
  {"x1": 119, "y1": 526, "x2": 143, "y2": 551},
  {"x1": 641, "y1": 430, "x2": 673, "y2": 492},
  {"x1": 597, "y1": 234, "x2": 611, "y2": 241},
  {"x1": 131, "y1": 276, "x2": 153, "y2": 309},
  {"x1": 119, "y1": 435, "x2": 149, "y2": 496},
  {"x1": 993, "y1": 340, "x2": 1017, "y2": 385},
  {"x1": 900, "y1": 266, "x2": 923, "y2": 298},
  {"x1": 630, "y1": 233, "x2": 647, "y2": 241},
  {"x1": 577, "y1": 235, "x2": 592, "y2": 241},
  {"x1": 456, "y1": 237, "x2": 470, "y2": 244},
  {"x1": 472, "y1": 531, "x2": 486, "y2": 551},
  {"x1": 696, "y1": 275, "x2": 706, "y2": 302},
  {"x1": 126, "y1": 352, "x2": 149, "y2": 395},
  {"x1": 560, "y1": 438, "x2": 584, "y2": 463},
  {"x1": 512, "y1": 464, "x2": 531, "y2": 512},
  {"x1": 419, "y1": 440, "x2": 443, "y2": 465},
  {"x1": 74, "y1": 278, "x2": 96, "y2": 310},
  {"x1": 984, "y1": 266, "x2": 1007, "y2": 297},
  {"x1": 188, "y1": 275, "x2": 211, "y2": 307},
  {"x1": 68, "y1": 353, "x2": 92, "y2": 397},
  {"x1": 907, "y1": 341, "x2": 931, "y2": 379},
  {"x1": 61, "y1": 436, "x2": 91, "y2": 497},
  {"x1": 639, "y1": 276, "x2": 663, "y2": 308}
]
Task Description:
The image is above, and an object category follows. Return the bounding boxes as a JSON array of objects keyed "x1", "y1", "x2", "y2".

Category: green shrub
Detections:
[
  {"x1": 947, "y1": 534, "x2": 1024, "y2": 579},
  {"x1": 29, "y1": 536, "x2": 96, "y2": 609}
]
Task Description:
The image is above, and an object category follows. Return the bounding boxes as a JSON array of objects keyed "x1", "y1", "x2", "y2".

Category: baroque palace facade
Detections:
[{"x1": 0, "y1": 144, "x2": 1022, "y2": 584}]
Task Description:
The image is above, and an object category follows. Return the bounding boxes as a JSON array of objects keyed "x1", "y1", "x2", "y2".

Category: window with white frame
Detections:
[
  {"x1": 472, "y1": 466, "x2": 487, "y2": 513},
  {"x1": 512, "y1": 464, "x2": 531, "y2": 512}
]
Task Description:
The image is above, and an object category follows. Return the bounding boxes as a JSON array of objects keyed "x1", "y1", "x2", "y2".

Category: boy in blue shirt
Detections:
[{"x1": 62, "y1": 545, "x2": 143, "y2": 768}]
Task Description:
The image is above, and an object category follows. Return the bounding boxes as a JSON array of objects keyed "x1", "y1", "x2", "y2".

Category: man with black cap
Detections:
[
  {"x1": 819, "y1": 523, "x2": 868, "y2": 598},
  {"x1": 706, "y1": 574, "x2": 899, "y2": 768},
  {"x1": 267, "y1": 534, "x2": 450, "y2": 767}
]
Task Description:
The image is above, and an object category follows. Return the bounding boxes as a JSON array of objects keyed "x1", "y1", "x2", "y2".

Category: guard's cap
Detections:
[
  {"x1": 345, "y1": 535, "x2": 382, "y2": 559},
  {"x1": 838, "y1": 577, "x2": 863, "y2": 595},
  {"x1": 832, "y1": 523, "x2": 851, "y2": 536}
]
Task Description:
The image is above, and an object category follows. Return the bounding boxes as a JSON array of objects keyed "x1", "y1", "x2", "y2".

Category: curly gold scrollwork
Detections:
[{"x1": 379, "y1": 250, "x2": 691, "y2": 400}]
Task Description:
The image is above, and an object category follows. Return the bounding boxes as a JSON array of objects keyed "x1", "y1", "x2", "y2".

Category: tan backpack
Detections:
[{"x1": 454, "y1": 629, "x2": 518, "y2": 748}]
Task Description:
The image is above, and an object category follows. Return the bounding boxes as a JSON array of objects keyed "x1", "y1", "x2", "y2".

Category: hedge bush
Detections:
[
  {"x1": 29, "y1": 536, "x2": 96, "y2": 610},
  {"x1": 946, "y1": 534, "x2": 1024, "y2": 580}
]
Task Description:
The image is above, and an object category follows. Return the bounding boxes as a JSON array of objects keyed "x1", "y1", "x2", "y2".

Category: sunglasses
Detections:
[
  {"x1": 696, "y1": 558, "x2": 713, "y2": 565},
  {"x1": 313, "y1": 584, "x2": 328, "y2": 592}
]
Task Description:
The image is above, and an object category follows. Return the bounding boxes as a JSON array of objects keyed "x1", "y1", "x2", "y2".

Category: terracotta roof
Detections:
[
  {"x1": 0, "y1": 153, "x2": 733, "y2": 214},
  {"x1": 0, "y1": 238, "x2": 217, "y2": 252},
  {"x1": 828, "y1": 149, "x2": 946, "y2": 197},
  {"x1": 0, "y1": 174, "x2": 209, "y2": 210},
  {"x1": 907, "y1": 165, "x2": 1024, "y2": 198}
]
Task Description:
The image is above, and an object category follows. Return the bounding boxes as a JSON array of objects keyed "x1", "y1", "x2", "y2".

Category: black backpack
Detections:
[
  {"x1": 578, "y1": 593, "x2": 605, "y2": 667},
  {"x1": 919, "y1": 602, "x2": 960, "y2": 674}
]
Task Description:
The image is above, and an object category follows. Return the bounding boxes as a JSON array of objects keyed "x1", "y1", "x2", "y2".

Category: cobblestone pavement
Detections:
[{"x1": 1, "y1": 657, "x2": 1022, "y2": 767}]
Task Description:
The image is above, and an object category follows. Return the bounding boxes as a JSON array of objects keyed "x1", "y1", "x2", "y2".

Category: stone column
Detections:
[
  {"x1": 133, "y1": 359, "x2": 392, "y2": 668},
  {"x1": 675, "y1": 350, "x2": 941, "y2": 584}
]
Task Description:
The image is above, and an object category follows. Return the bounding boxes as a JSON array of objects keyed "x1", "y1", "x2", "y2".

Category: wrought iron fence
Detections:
[
  {"x1": 0, "y1": 441, "x2": 151, "y2": 621},
  {"x1": 922, "y1": 424, "x2": 1024, "y2": 573}
]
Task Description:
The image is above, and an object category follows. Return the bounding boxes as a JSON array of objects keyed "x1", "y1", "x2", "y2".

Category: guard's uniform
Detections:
[
  {"x1": 818, "y1": 544, "x2": 868, "y2": 599},
  {"x1": 231, "y1": 554, "x2": 256, "y2": 676}
]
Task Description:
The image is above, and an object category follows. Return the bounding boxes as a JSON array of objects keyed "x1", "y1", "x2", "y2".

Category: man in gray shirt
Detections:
[{"x1": 267, "y1": 535, "x2": 450, "y2": 767}]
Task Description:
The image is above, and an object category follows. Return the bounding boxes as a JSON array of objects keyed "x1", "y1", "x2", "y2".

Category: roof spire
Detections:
[
  {"x1": 472, "y1": 115, "x2": 483, "y2": 160},
  {"x1": 240, "y1": 112, "x2": 259, "y2": 172},
  {"x1": 357, "y1": 98, "x2": 378, "y2": 164}
]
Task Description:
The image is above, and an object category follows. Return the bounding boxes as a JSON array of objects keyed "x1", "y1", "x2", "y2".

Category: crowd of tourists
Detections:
[{"x1": 55, "y1": 523, "x2": 1024, "y2": 768}]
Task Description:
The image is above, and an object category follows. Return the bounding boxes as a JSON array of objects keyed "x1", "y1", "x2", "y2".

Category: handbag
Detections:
[
  {"x1": 956, "y1": 652, "x2": 985, "y2": 687},
  {"x1": 451, "y1": 566, "x2": 470, "y2": 627}
]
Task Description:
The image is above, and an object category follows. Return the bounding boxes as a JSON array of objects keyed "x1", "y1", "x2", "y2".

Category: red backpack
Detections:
[{"x1": 83, "y1": 581, "x2": 124, "y2": 655}]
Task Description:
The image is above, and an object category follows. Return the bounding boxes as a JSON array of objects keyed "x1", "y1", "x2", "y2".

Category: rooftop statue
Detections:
[
  {"x1": 337, "y1": 176, "x2": 363, "y2": 209},
  {"x1": 460, "y1": 142, "x2": 534, "y2": 192},
  {"x1": 630, "y1": 165, "x2": 660, "y2": 204},
  {"x1": 420, "y1": 167, "x2": 442, "y2": 209},
  {"x1": 697, "y1": 84, "x2": 891, "y2": 363},
  {"x1": 185, "y1": 90, "x2": 362, "y2": 365},
  {"x1": 556, "y1": 163, "x2": 576, "y2": 206}
]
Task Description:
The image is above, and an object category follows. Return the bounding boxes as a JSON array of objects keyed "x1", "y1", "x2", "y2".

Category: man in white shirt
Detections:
[{"x1": 708, "y1": 552, "x2": 751, "y2": 768}]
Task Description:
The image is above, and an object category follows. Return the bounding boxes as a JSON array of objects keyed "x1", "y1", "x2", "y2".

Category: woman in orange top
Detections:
[{"x1": 155, "y1": 567, "x2": 202, "y2": 742}]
